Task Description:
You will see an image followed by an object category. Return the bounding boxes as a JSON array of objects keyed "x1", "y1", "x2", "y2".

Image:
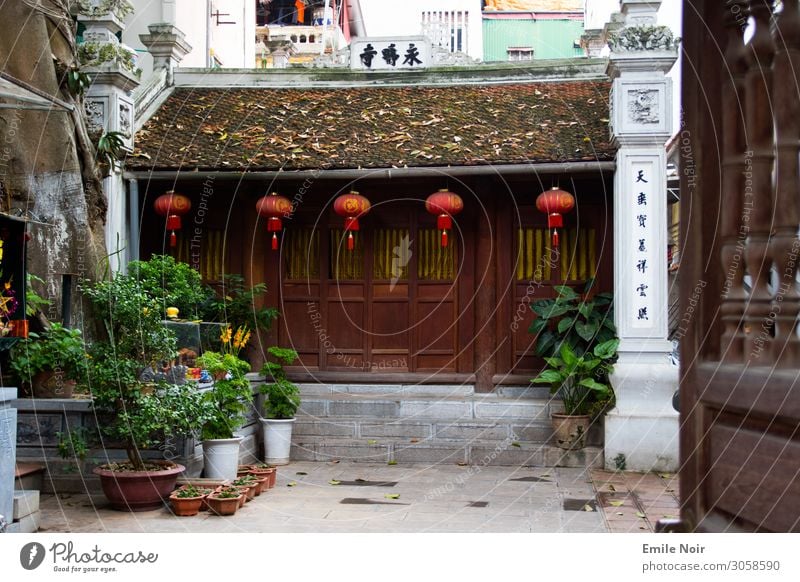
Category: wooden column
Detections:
[{"x1": 473, "y1": 184, "x2": 496, "y2": 393}]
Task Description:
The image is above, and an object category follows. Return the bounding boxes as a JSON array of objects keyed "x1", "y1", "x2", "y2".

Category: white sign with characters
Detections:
[{"x1": 350, "y1": 36, "x2": 431, "y2": 71}]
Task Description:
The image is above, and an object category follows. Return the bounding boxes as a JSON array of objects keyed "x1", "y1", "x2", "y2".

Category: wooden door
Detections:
[{"x1": 679, "y1": 0, "x2": 800, "y2": 532}]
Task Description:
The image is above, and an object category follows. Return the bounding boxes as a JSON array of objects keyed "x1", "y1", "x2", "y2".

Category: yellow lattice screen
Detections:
[
  {"x1": 284, "y1": 228, "x2": 320, "y2": 279},
  {"x1": 373, "y1": 228, "x2": 411, "y2": 280},
  {"x1": 330, "y1": 229, "x2": 363, "y2": 280},
  {"x1": 418, "y1": 228, "x2": 457, "y2": 281},
  {"x1": 176, "y1": 228, "x2": 225, "y2": 281},
  {"x1": 516, "y1": 227, "x2": 596, "y2": 282}
]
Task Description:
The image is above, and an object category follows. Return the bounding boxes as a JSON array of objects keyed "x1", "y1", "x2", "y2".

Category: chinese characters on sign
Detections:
[{"x1": 351, "y1": 38, "x2": 431, "y2": 71}]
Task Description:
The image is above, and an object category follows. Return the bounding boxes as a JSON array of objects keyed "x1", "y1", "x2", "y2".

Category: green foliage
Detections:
[
  {"x1": 213, "y1": 487, "x2": 241, "y2": 499},
  {"x1": 56, "y1": 427, "x2": 92, "y2": 462},
  {"x1": 80, "y1": 271, "x2": 207, "y2": 470},
  {"x1": 613, "y1": 453, "x2": 627, "y2": 472},
  {"x1": 128, "y1": 254, "x2": 214, "y2": 320},
  {"x1": 259, "y1": 347, "x2": 300, "y2": 419},
  {"x1": 204, "y1": 274, "x2": 279, "y2": 333},
  {"x1": 76, "y1": 0, "x2": 133, "y2": 19},
  {"x1": 532, "y1": 339, "x2": 619, "y2": 416},
  {"x1": 9, "y1": 323, "x2": 88, "y2": 383},
  {"x1": 65, "y1": 69, "x2": 92, "y2": 96},
  {"x1": 95, "y1": 131, "x2": 126, "y2": 170},
  {"x1": 25, "y1": 274, "x2": 51, "y2": 317},
  {"x1": 77, "y1": 41, "x2": 141, "y2": 78},
  {"x1": 196, "y1": 351, "x2": 252, "y2": 440},
  {"x1": 529, "y1": 279, "x2": 616, "y2": 358},
  {"x1": 174, "y1": 484, "x2": 203, "y2": 498}
]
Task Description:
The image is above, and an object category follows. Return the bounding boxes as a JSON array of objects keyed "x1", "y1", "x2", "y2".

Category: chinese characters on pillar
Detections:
[
  {"x1": 634, "y1": 165, "x2": 651, "y2": 322},
  {"x1": 351, "y1": 39, "x2": 430, "y2": 70}
]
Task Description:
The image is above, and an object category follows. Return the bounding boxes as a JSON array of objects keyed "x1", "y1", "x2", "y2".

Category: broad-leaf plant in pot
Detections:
[
  {"x1": 529, "y1": 281, "x2": 619, "y2": 449},
  {"x1": 195, "y1": 326, "x2": 254, "y2": 480},
  {"x1": 81, "y1": 269, "x2": 206, "y2": 511},
  {"x1": 259, "y1": 347, "x2": 300, "y2": 465},
  {"x1": 10, "y1": 323, "x2": 89, "y2": 398}
]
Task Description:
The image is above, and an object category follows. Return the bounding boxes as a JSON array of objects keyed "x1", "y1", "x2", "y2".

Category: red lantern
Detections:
[
  {"x1": 256, "y1": 192, "x2": 293, "y2": 250},
  {"x1": 333, "y1": 191, "x2": 371, "y2": 250},
  {"x1": 535, "y1": 187, "x2": 575, "y2": 248},
  {"x1": 425, "y1": 189, "x2": 464, "y2": 247},
  {"x1": 154, "y1": 191, "x2": 192, "y2": 247}
]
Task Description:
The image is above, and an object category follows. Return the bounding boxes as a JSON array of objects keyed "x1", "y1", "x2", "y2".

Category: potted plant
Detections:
[
  {"x1": 530, "y1": 281, "x2": 618, "y2": 418},
  {"x1": 169, "y1": 484, "x2": 206, "y2": 516},
  {"x1": 250, "y1": 463, "x2": 277, "y2": 488},
  {"x1": 532, "y1": 338, "x2": 620, "y2": 449},
  {"x1": 259, "y1": 347, "x2": 300, "y2": 465},
  {"x1": 205, "y1": 486, "x2": 242, "y2": 516},
  {"x1": 81, "y1": 269, "x2": 207, "y2": 511},
  {"x1": 196, "y1": 326, "x2": 254, "y2": 480},
  {"x1": 10, "y1": 323, "x2": 88, "y2": 398}
]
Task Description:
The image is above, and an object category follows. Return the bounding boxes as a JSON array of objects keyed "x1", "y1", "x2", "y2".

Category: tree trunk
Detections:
[{"x1": 0, "y1": 0, "x2": 108, "y2": 328}]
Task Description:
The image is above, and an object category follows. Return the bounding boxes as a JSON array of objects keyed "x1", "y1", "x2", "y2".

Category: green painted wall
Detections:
[{"x1": 483, "y1": 19, "x2": 585, "y2": 61}]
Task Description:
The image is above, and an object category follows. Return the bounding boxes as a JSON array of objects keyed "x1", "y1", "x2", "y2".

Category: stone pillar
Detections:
[
  {"x1": 78, "y1": 5, "x2": 141, "y2": 273},
  {"x1": 0, "y1": 388, "x2": 18, "y2": 526},
  {"x1": 603, "y1": 0, "x2": 680, "y2": 472},
  {"x1": 139, "y1": 24, "x2": 192, "y2": 83}
]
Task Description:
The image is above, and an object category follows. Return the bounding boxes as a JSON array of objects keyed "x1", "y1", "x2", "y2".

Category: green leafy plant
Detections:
[
  {"x1": 65, "y1": 68, "x2": 92, "y2": 96},
  {"x1": 529, "y1": 279, "x2": 616, "y2": 358},
  {"x1": 77, "y1": 41, "x2": 141, "y2": 78},
  {"x1": 56, "y1": 427, "x2": 92, "y2": 462},
  {"x1": 25, "y1": 274, "x2": 51, "y2": 317},
  {"x1": 9, "y1": 323, "x2": 88, "y2": 383},
  {"x1": 232, "y1": 476, "x2": 256, "y2": 487},
  {"x1": 81, "y1": 270, "x2": 206, "y2": 471},
  {"x1": 128, "y1": 254, "x2": 214, "y2": 320},
  {"x1": 95, "y1": 130, "x2": 126, "y2": 171},
  {"x1": 260, "y1": 347, "x2": 300, "y2": 419},
  {"x1": 532, "y1": 338, "x2": 620, "y2": 416},
  {"x1": 204, "y1": 274, "x2": 278, "y2": 333},
  {"x1": 173, "y1": 484, "x2": 203, "y2": 498},
  {"x1": 196, "y1": 351, "x2": 252, "y2": 440},
  {"x1": 213, "y1": 486, "x2": 241, "y2": 499}
]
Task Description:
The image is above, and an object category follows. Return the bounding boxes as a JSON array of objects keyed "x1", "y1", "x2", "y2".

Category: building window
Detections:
[
  {"x1": 515, "y1": 227, "x2": 597, "y2": 282},
  {"x1": 421, "y1": 10, "x2": 469, "y2": 54},
  {"x1": 418, "y1": 229, "x2": 457, "y2": 281},
  {"x1": 284, "y1": 228, "x2": 320, "y2": 279},
  {"x1": 299, "y1": 35, "x2": 307, "y2": 43},
  {"x1": 175, "y1": 228, "x2": 226, "y2": 282},
  {"x1": 507, "y1": 47, "x2": 534, "y2": 61},
  {"x1": 373, "y1": 229, "x2": 411, "y2": 280},
  {"x1": 330, "y1": 229, "x2": 363, "y2": 280}
]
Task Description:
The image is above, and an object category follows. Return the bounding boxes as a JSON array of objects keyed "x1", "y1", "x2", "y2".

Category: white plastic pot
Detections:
[
  {"x1": 260, "y1": 418, "x2": 295, "y2": 465},
  {"x1": 202, "y1": 436, "x2": 243, "y2": 480}
]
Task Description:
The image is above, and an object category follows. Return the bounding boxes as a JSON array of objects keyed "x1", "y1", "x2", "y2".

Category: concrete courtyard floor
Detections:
[{"x1": 36, "y1": 461, "x2": 678, "y2": 533}]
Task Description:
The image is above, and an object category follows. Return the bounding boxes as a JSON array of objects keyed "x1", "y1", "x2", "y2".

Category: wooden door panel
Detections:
[
  {"x1": 416, "y1": 301, "x2": 455, "y2": 352},
  {"x1": 327, "y1": 300, "x2": 365, "y2": 350},
  {"x1": 371, "y1": 301, "x2": 409, "y2": 350},
  {"x1": 680, "y1": 0, "x2": 800, "y2": 532}
]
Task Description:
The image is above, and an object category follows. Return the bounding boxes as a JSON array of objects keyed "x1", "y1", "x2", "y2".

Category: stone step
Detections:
[
  {"x1": 290, "y1": 436, "x2": 603, "y2": 468},
  {"x1": 294, "y1": 415, "x2": 558, "y2": 443},
  {"x1": 296, "y1": 383, "x2": 551, "y2": 399},
  {"x1": 13, "y1": 490, "x2": 40, "y2": 520},
  {"x1": 14, "y1": 462, "x2": 45, "y2": 492},
  {"x1": 298, "y1": 393, "x2": 553, "y2": 420}
]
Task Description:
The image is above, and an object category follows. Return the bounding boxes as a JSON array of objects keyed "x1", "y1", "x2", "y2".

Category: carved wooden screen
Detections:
[{"x1": 680, "y1": 0, "x2": 800, "y2": 532}]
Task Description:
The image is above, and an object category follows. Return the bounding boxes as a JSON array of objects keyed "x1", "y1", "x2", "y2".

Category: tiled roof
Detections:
[{"x1": 128, "y1": 81, "x2": 613, "y2": 171}]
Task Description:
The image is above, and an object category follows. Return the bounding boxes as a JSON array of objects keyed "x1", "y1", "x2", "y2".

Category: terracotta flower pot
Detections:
[
  {"x1": 250, "y1": 466, "x2": 276, "y2": 488},
  {"x1": 169, "y1": 494, "x2": 204, "y2": 516},
  {"x1": 31, "y1": 371, "x2": 75, "y2": 399},
  {"x1": 206, "y1": 493, "x2": 241, "y2": 516},
  {"x1": 551, "y1": 413, "x2": 591, "y2": 450},
  {"x1": 251, "y1": 475, "x2": 269, "y2": 495},
  {"x1": 93, "y1": 461, "x2": 185, "y2": 512}
]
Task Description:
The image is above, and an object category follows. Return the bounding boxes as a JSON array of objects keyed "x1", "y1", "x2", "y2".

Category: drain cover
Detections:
[
  {"x1": 340, "y1": 497, "x2": 409, "y2": 506},
  {"x1": 338, "y1": 480, "x2": 398, "y2": 487},
  {"x1": 563, "y1": 498, "x2": 597, "y2": 511},
  {"x1": 510, "y1": 476, "x2": 552, "y2": 483},
  {"x1": 466, "y1": 501, "x2": 489, "y2": 508}
]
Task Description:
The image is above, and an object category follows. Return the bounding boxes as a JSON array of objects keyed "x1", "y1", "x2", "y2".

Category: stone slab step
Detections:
[
  {"x1": 294, "y1": 415, "x2": 557, "y2": 443},
  {"x1": 290, "y1": 437, "x2": 603, "y2": 468},
  {"x1": 14, "y1": 462, "x2": 44, "y2": 492},
  {"x1": 7, "y1": 510, "x2": 41, "y2": 534},
  {"x1": 298, "y1": 393, "x2": 553, "y2": 420},
  {"x1": 296, "y1": 383, "x2": 551, "y2": 399},
  {"x1": 13, "y1": 490, "x2": 39, "y2": 520}
]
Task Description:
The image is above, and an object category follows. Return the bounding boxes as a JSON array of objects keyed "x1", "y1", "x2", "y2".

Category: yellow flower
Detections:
[{"x1": 220, "y1": 326, "x2": 232, "y2": 344}]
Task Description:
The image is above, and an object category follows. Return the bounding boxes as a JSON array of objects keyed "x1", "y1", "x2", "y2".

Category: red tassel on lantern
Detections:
[
  {"x1": 426, "y1": 189, "x2": 463, "y2": 248},
  {"x1": 536, "y1": 187, "x2": 575, "y2": 249},
  {"x1": 333, "y1": 192, "x2": 371, "y2": 252},
  {"x1": 256, "y1": 192, "x2": 293, "y2": 251}
]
